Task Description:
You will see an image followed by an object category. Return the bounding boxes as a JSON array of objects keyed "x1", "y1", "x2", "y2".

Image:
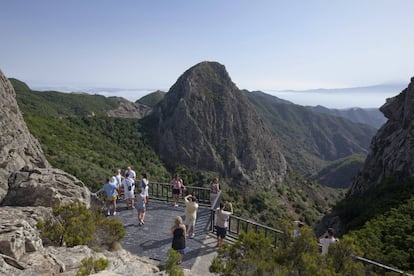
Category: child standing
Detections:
[{"x1": 136, "y1": 188, "x2": 146, "y2": 226}]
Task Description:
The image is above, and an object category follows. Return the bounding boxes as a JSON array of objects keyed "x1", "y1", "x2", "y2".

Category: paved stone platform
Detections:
[{"x1": 115, "y1": 200, "x2": 217, "y2": 272}]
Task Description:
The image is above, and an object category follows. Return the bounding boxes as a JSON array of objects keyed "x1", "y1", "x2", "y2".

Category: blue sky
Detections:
[{"x1": 1, "y1": 0, "x2": 413, "y2": 107}]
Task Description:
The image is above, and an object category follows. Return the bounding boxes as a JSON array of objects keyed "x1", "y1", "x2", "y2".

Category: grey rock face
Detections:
[
  {"x1": 0, "y1": 70, "x2": 49, "y2": 202},
  {"x1": 20, "y1": 246, "x2": 160, "y2": 275},
  {"x1": 2, "y1": 166, "x2": 91, "y2": 208},
  {"x1": 349, "y1": 77, "x2": 414, "y2": 195},
  {"x1": 0, "y1": 207, "x2": 52, "y2": 261},
  {"x1": 154, "y1": 61, "x2": 287, "y2": 189}
]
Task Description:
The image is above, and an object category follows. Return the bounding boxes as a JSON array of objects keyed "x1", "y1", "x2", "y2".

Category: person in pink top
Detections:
[{"x1": 171, "y1": 174, "x2": 185, "y2": 207}]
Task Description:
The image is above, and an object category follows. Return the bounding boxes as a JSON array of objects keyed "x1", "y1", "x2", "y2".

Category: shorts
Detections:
[
  {"x1": 184, "y1": 217, "x2": 196, "y2": 227},
  {"x1": 172, "y1": 188, "x2": 181, "y2": 195},
  {"x1": 143, "y1": 187, "x2": 149, "y2": 197},
  {"x1": 136, "y1": 207, "x2": 146, "y2": 212},
  {"x1": 175, "y1": 248, "x2": 186, "y2": 255},
  {"x1": 124, "y1": 190, "x2": 134, "y2": 199},
  {"x1": 216, "y1": 226, "x2": 227, "y2": 239},
  {"x1": 106, "y1": 196, "x2": 117, "y2": 201}
]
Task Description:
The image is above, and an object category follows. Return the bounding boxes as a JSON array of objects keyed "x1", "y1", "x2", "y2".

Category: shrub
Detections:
[
  {"x1": 37, "y1": 204, "x2": 95, "y2": 246},
  {"x1": 93, "y1": 214, "x2": 126, "y2": 247},
  {"x1": 37, "y1": 204, "x2": 125, "y2": 247},
  {"x1": 76, "y1": 257, "x2": 109, "y2": 276},
  {"x1": 165, "y1": 248, "x2": 184, "y2": 276}
]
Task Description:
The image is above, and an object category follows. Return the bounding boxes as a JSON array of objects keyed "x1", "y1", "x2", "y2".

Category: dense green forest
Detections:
[
  {"x1": 24, "y1": 115, "x2": 170, "y2": 191},
  {"x1": 334, "y1": 177, "x2": 414, "y2": 272},
  {"x1": 348, "y1": 195, "x2": 414, "y2": 272}
]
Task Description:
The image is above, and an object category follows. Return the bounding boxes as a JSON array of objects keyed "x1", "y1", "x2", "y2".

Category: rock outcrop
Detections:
[
  {"x1": 3, "y1": 166, "x2": 91, "y2": 208},
  {"x1": 151, "y1": 61, "x2": 287, "y2": 189},
  {"x1": 107, "y1": 96, "x2": 152, "y2": 118},
  {"x1": 0, "y1": 245, "x2": 160, "y2": 276},
  {"x1": 0, "y1": 70, "x2": 49, "y2": 201},
  {"x1": 349, "y1": 77, "x2": 414, "y2": 195},
  {"x1": 0, "y1": 207, "x2": 52, "y2": 261}
]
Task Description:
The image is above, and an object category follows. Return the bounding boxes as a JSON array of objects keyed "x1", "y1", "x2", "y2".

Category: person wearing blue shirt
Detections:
[{"x1": 103, "y1": 177, "x2": 118, "y2": 216}]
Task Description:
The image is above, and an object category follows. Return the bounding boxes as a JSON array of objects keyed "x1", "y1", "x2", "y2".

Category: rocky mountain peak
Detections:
[
  {"x1": 153, "y1": 61, "x2": 287, "y2": 189},
  {"x1": 349, "y1": 77, "x2": 414, "y2": 195}
]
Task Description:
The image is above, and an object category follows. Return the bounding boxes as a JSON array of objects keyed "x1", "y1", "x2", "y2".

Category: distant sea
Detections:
[
  {"x1": 33, "y1": 83, "x2": 406, "y2": 109},
  {"x1": 265, "y1": 83, "x2": 406, "y2": 109}
]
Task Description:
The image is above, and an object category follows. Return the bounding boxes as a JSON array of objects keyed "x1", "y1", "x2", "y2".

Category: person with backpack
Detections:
[{"x1": 122, "y1": 172, "x2": 135, "y2": 209}]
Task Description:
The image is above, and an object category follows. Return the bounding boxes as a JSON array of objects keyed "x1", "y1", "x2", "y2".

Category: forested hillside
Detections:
[
  {"x1": 23, "y1": 115, "x2": 170, "y2": 191},
  {"x1": 244, "y1": 90, "x2": 376, "y2": 188},
  {"x1": 11, "y1": 75, "x2": 342, "y2": 227},
  {"x1": 11, "y1": 78, "x2": 118, "y2": 117},
  {"x1": 308, "y1": 105, "x2": 386, "y2": 129}
]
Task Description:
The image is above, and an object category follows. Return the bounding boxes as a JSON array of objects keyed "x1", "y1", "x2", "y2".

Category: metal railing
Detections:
[
  {"x1": 93, "y1": 181, "x2": 212, "y2": 207},
  {"x1": 209, "y1": 190, "x2": 284, "y2": 244},
  {"x1": 149, "y1": 182, "x2": 211, "y2": 206},
  {"x1": 354, "y1": 256, "x2": 413, "y2": 276}
]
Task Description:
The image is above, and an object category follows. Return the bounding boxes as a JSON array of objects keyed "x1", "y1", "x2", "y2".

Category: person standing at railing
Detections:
[
  {"x1": 210, "y1": 177, "x2": 220, "y2": 207},
  {"x1": 141, "y1": 172, "x2": 149, "y2": 204},
  {"x1": 215, "y1": 201, "x2": 233, "y2": 248},
  {"x1": 171, "y1": 174, "x2": 185, "y2": 207},
  {"x1": 102, "y1": 176, "x2": 118, "y2": 216},
  {"x1": 135, "y1": 188, "x2": 146, "y2": 226},
  {"x1": 319, "y1": 228, "x2": 337, "y2": 255}
]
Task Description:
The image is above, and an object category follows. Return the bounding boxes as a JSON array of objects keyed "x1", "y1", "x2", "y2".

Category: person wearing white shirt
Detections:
[
  {"x1": 122, "y1": 172, "x2": 135, "y2": 209},
  {"x1": 319, "y1": 228, "x2": 337, "y2": 255},
  {"x1": 125, "y1": 166, "x2": 136, "y2": 181}
]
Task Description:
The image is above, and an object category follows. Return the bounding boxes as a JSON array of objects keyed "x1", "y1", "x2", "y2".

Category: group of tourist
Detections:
[
  {"x1": 100, "y1": 166, "x2": 149, "y2": 219},
  {"x1": 101, "y1": 173, "x2": 237, "y2": 264}
]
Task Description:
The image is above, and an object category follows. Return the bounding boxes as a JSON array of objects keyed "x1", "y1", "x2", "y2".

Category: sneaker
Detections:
[
  {"x1": 107, "y1": 211, "x2": 110, "y2": 216},
  {"x1": 113, "y1": 211, "x2": 117, "y2": 216},
  {"x1": 191, "y1": 233, "x2": 195, "y2": 238},
  {"x1": 174, "y1": 204, "x2": 178, "y2": 208},
  {"x1": 141, "y1": 221, "x2": 145, "y2": 225}
]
